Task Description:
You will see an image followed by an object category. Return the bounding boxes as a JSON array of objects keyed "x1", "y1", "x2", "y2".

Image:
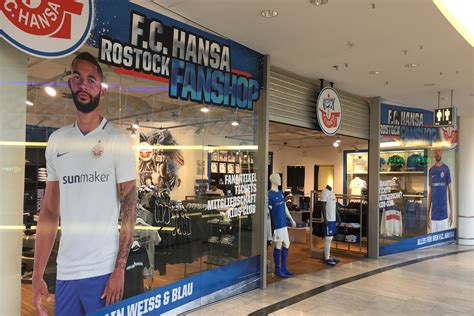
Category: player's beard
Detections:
[
  {"x1": 435, "y1": 155, "x2": 442, "y2": 162},
  {"x1": 72, "y1": 91, "x2": 101, "y2": 113}
]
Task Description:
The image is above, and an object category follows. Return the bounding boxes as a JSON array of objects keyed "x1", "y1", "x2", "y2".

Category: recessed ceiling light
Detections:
[
  {"x1": 310, "y1": 0, "x2": 329, "y2": 5},
  {"x1": 333, "y1": 142, "x2": 339, "y2": 148},
  {"x1": 101, "y1": 83, "x2": 109, "y2": 89},
  {"x1": 369, "y1": 71, "x2": 381, "y2": 75},
  {"x1": 405, "y1": 63, "x2": 418, "y2": 68},
  {"x1": 26, "y1": 100, "x2": 34, "y2": 106},
  {"x1": 200, "y1": 105, "x2": 210, "y2": 113},
  {"x1": 231, "y1": 121, "x2": 239, "y2": 127},
  {"x1": 336, "y1": 139, "x2": 341, "y2": 143},
  {"x1": 44, "y1": 86, "x2": 57, "y2": 97},
  {"x1": 261, "y1": 10, "x2": 278, "y2": 18},
  {"x1": 424, "y1": 83, "x2": 435, "y2": 87}
]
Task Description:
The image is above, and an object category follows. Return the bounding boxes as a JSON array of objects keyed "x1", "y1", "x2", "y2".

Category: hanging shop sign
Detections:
[
  {"x1": 434, "y1": 107, "x2": 454, "y2": 127},
  {"x1": 0, "y1": 0, "x2": 94, "y2": 58},
  {"x1": 90, "y1": 0, "x2": 262, "y2": 110},
  {"x1": 380, "y1": 103, "x2": 458, "y2": 148},
  {"x1": 316, "y1": 87, "x2": 342, "y2": 136}
]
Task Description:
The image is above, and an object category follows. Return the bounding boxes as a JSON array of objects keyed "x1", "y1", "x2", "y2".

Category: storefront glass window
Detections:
[{"x1": 378, "y1": 103, "x2": 458, "y2": 255}]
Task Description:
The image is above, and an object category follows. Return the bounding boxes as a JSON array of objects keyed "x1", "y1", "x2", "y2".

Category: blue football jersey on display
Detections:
[
  {"x1": 268, "y1": 190, "x2": 287, "y2": 229},
  {"x1": 429, "y1": 164, "x2": 451, "y2": 220}
]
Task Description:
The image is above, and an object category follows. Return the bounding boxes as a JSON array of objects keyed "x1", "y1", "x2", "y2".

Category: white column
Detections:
[
  {"x1": 458, "y1": 115, "x2": 474, "y2": 245},
  {"x1": 0, "y1": 39, "x2": 27, "y2": 315}
]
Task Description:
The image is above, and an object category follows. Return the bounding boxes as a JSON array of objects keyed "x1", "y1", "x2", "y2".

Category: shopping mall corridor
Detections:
[{"x1": 183, "y1": 244, "x2": 474, "y2": 316}]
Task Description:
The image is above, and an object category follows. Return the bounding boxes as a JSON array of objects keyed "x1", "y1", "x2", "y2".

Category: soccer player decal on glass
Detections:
[{"x1": 32, "y1": 52, "x2": 137, "y2": 315}]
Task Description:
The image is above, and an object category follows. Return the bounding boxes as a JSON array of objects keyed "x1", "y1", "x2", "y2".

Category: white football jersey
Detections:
[
  {"x1": 321, "y1": 188, "x2": 336, "y2": 222},
  {"x1": 46, "y1": 118, "x2": 136, "y2": 280}
]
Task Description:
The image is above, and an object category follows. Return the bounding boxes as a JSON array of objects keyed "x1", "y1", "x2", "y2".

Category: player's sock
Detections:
[
  {"x1": 324, "y1": 236, "x2": 333, "y2": 260},
  {"x1": 273, "y1": 248, "x2": 287, "y2": 278},
  {"x1": 281, "y1": 247, "x2": 294, "y2": 276}
]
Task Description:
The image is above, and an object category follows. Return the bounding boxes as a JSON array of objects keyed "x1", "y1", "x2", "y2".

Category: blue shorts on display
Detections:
[
  {"x1": 55, "y1": 273, "x2": 110, "y2": 316},
  {"x1": 324, "y1": 221, "x2": 336, "y2": 236}
]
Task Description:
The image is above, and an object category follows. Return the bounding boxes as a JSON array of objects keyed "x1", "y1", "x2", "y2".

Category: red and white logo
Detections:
[
  {"x1": 316, "y1": 87, "x2": 342, "y2": 136},
  {"x1": 1, "y1": 0, "x2": 94, "y2": 58},
  {"x1": 440, "y1": 126, "x2": 458, "y2": 149}
]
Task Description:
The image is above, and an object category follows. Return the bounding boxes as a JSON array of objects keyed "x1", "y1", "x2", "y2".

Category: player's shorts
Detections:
[
  {"x1": 55, "y1": 273, "x2": 110, "y2": 316},
  {"x1": 324, "y1": 221, "x2": 337, "y2": 237},
  {"x1": 431, "y1": 218, "x2": 449, "y2": 233},
  {"x1": 273, "y1": 227, "x2": 290, "y2": 247}
]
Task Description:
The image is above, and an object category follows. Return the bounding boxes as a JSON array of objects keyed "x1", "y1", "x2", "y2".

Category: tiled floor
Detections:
[{"x1": 185, "y1": 244, "x2": 474, "y2": 315}]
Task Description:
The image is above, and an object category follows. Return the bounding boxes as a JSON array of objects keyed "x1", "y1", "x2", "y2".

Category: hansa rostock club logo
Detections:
[
  {"x1": 0, "y1": 0, "x2": 93, "y2": 58},
  {"x1": 316, "y1": 87, "x2": 342, "y2": 136}
]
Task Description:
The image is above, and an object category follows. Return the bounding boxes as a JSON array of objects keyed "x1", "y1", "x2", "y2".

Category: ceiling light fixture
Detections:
[
  {"x1": 44, "y1": 86, "x2": 57, "y2": 97},
  {"x1": 336, "y1": 139, "x2": 341, "y2": 143},
  {"x1": 405, "y1": 63, "x2": 418, "y2": 68},
  {"x1": 101, "y1": 83, "x2": 109, "y2": 89},
  {"x1": 368, "y1": 71, "x2": 381, "y2": 75},
  {"x1": 26, "y1": 100, "x2": 34, "y2": 106},
  {"x1": 310, "y1": 0, "x2": 329, "y2": 6},
  {"x1": 433, "y1": 0, "x2": 474, "y2": 47},
  {"x1": 200, "y1": 105, "x2": 210, "y2": 113},
  {"x1": 333, "y1": 141, "x2": 339, "y2": 148},
  {"x1": 260, "y1": 10, "x2": 278, "y2": 18},
  {"x1": 231, "y1": 120, "x2": 239, "y2": 127}
]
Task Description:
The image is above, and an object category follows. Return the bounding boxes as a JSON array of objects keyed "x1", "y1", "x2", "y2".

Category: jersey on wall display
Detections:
[
  {"x1": 379, "y1": 102, "x2": 458, "y2": 256},
  {"x1": 1, "y1": 0, "x2": 264, "y2": 315}
]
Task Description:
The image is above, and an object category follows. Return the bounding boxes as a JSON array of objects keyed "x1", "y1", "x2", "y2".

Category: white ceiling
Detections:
[{"x1": 150, "y1": 0, "x2": 474, "y2": 116}]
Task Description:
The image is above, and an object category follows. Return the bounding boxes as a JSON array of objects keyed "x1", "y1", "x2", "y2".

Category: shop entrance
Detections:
[{"x1": 267, "y1": 122, "x2": 369, "y2": 284}]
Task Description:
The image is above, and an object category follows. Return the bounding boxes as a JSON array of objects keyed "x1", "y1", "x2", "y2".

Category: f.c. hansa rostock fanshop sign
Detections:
[
  {"x1": 0, "y1": 0, "x2": 94, "y2": 58},
  {"x1": 316, "y1": 86, "x2": 343, "y2": 136}
]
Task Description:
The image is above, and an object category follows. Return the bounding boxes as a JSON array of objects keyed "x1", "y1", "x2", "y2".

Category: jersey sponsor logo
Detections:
[
  {"x1": 316, "y1": 87, "x2": 342, "y2": 136},
  {"x1": 62, "y1": 171, "x2": 111, "y2": 184},
  {"x1": 56, "y1": 151, "x2": 69, "y2": 158},
  {"x1": 91, "y1": 140, "x2": 104, "y2": 158},
  {"x1": 440, "y1": 171, "x2": 445, "y2": 178},
  {"x1": 1, "y1": 0, "x2": 94, "y2": 58}
]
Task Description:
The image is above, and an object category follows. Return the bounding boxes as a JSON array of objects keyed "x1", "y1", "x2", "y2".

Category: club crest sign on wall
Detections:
[
  {"x1": 316, "y1": 87, "x2": 343, "y2": 136},
  {"x1": 0, "y1": 0, "x2": 94, "y2": 58}
]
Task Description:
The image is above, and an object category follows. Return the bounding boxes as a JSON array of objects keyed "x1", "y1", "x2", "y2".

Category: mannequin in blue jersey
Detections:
[{"x1": 268, "y1": 173, "x2": 296, "y2": 278}]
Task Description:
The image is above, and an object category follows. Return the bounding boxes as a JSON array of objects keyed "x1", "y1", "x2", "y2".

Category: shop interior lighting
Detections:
[
  {"x1": 231, "y1": 120, "x2": 239, "y2": 126},
  {"x1": 200, "y1": 105, "x2": 210, "y2": 113},
  {"x1": 433, "y1": 0, "x2": 474, "y2": 47},
  {"x1": 310, "y1": 0, "x2": 329, "y2": 5},
  {"x1": 332, "y1": 141, "x2": 339, "y2": 148},
  {"x1": 44, "y1": 86, "x2": 57, "y2": 97},
  {"x1": 335, "y1": 139, "x2": 341, "y2": 143},
  {"x1": 380, "y1": 141, "x2": 401, "y2": 148},
  {"x1": 260, "y1": 10, "x2": 278, "y2": 18},
  {"x1": 26, "y1": 100, "x2": 34, "y2": 106},
  {"x1": 101, "y1": 82, "x2": 109, "y2": 89}
]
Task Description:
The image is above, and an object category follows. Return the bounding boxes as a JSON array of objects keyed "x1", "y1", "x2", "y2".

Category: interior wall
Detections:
[{"x1": 270, "y1": 143, "x2": 368, "y2": 195}]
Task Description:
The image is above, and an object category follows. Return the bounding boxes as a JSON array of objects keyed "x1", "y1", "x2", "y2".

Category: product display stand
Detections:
[{"x1": 309, "y1": 191, "x2": 367, "y2": 258}]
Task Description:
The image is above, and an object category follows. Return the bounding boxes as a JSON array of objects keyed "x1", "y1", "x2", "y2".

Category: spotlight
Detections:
[
  {"x1": 200, "y1": 105, "x2": 210, "y2": 113},
  {"x1": 101, "y1": 83, "x2": 109, "y2": 89},
  {"x1": 44, "y1": 86, "x2": 57, "y2": 97},
  {"x1": 333, "y1": 142, "x2": 340, "y2": 148},
  {"x1": 26, "y1": 100, "x2": 34, "y2": 106},
  {"x1": 336, "y1": 139, "x2": 341, "y2": 143},
  {"x1": 231, "y1": 120, "x2": 239, "y2": 126}
]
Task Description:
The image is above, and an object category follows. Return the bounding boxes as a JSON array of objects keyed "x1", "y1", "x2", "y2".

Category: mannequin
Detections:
[
  {"x1": 268, "y1": 173, "x2": 296, "y2": 278},
  {"x1": 321, "y1": 185, "x2": 339, "y2": 265}
]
